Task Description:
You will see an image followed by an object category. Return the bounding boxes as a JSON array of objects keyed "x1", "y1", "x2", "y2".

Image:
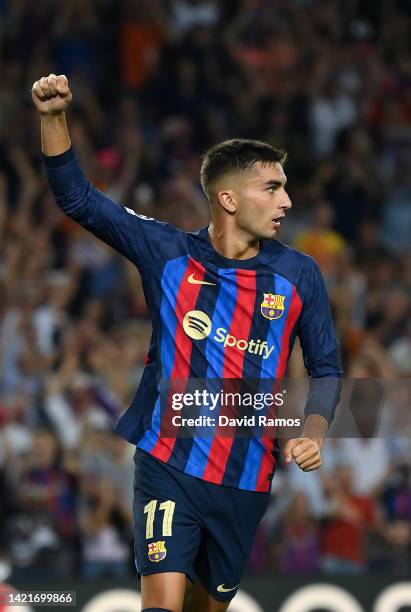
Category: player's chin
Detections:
[
  {"x1": 254, "y1": 225, "x2": 277, "y2": 240},
  {"x1": 263, "y1": 227, "x2": 277, "y2": 239}
]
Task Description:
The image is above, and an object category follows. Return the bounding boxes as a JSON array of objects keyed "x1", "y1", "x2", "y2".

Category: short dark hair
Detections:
[{"x1": 200, "y1": 138, "x2": 287, "y2": 202}]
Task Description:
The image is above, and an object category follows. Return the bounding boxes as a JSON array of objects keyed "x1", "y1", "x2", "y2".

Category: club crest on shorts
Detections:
[
  {"x1": 148, "y1": 540, "x2": 167, "y2": 562},
  {"x1": 261, "y1": 293, "x2": 286, "y2": 320}
]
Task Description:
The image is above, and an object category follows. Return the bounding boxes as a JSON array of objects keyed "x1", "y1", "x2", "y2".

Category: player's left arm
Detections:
[{"x1": 284, "y1": 258, "x2": 342, "y2": 472}]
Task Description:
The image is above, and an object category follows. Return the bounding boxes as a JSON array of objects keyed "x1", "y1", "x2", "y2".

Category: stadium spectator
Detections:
[
  {"x1": 79, "y1": 476, "x2": 132, "y2": 578},
  {"x1": 8, "y1": 429, "x2": 78, "y2": 577},
  {"x1": 275, "y1": 492, "x2": 321, "y2": 575},
  {"x1": 320, "y1": 466, "x2": 381, "y2": 574}
]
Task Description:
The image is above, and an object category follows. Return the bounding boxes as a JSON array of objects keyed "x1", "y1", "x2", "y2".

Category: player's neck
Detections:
[{"x1": 208, "y1": 222, "x2": 261, "y2": 260}]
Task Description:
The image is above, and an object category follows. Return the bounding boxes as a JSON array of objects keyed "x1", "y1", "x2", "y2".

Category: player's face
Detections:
[{"x1": 234, "y1": 162, "x2": 292, "y2": 239}]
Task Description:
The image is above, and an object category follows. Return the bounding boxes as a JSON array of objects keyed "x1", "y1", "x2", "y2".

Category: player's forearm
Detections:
[
  {"x1": 301, "y1": 413, "x2": 328, "y2": 449},
  {"x1": 41, "y1": 112, "x2": 71, "y2": 156},
  {"x1": 43, "y1": 147, "x2": 142, "y2": 264},
  {"x1": 304, "y1": 357, "x2": 342, "y2": 424}
]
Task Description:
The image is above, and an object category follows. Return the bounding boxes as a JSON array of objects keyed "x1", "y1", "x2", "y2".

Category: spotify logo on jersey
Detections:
[{"x1": 183, "y1": 310, "x2": 212, "y2": 340}]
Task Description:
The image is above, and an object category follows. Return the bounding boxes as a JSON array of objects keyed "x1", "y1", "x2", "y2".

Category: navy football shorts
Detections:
[{"x1": 133, "y1": 448, "x2": 270, "y2": 602}]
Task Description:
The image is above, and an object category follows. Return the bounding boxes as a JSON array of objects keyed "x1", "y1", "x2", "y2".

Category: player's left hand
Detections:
[{"x1": 283, "y1": 437, "x2": 322, "y2": 471}]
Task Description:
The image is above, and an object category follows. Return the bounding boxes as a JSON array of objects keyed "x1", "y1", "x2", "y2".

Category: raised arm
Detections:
[{"x1": 31, "y1": 74, "x2": 185, "y2": 271}]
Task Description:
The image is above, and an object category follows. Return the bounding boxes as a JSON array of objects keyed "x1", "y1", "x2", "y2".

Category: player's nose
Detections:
[{"x1": 281, "y1": 193, "x2": 292, "y2": 210}]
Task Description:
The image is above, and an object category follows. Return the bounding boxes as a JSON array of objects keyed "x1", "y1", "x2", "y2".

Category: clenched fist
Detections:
[
  {"x1": 283, "y1": 437, "x2": 322, "y2": 472},
  {"x1": 32, "y1": 74, "x2": 72, "y2": 115}
]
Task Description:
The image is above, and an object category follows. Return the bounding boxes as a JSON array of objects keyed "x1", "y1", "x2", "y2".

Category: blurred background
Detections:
[{"x1": 0, "y1": 0, "x2": 411, "y2": 607}]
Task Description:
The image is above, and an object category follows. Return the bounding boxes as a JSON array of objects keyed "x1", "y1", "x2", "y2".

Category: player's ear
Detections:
[{"x1": 217, "y1": 189, "x2": 237, "y2": 214}]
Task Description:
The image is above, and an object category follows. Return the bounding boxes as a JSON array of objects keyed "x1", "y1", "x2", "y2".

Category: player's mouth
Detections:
[{"x1": 272, "y1": 216, "x2": 285, "y2": 228}]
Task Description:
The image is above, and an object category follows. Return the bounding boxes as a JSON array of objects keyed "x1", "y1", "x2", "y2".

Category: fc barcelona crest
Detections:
[
  {"x1": 148, "y1": 540, "x2": 167, "y2": 562},
  {"x1": 261, "y1": 293, "x2": 286, "y2": 320}
]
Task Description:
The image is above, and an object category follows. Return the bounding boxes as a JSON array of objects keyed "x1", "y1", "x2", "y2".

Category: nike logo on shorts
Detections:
[{"x1": 217, "y1": 584, "x2": 239, "y2": 593}]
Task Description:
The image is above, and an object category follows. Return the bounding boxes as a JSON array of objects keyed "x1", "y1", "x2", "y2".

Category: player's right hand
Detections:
[{"x1": 31, "y1": 74, "x2": 72, "y2": 115}]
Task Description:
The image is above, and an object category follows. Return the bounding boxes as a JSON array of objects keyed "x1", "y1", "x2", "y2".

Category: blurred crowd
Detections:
[{"x1": 0, "y1": 0, "x2": 410, "y2": 580}]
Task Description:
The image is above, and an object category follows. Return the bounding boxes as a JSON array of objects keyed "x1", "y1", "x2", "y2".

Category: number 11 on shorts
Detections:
[{"x1": 144, "y1": 499, "x2": 176, "y2": 539}]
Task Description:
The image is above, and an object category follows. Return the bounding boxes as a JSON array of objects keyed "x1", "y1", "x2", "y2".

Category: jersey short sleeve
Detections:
[{"x1": 44, "y1": 148, "x2": 186, "y2": 272}]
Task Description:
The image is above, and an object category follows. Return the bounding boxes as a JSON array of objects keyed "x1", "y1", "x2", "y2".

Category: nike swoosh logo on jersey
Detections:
[
  {"x1": 187, "y1": 273, "x2": 216, "y2": 286},
  {"x1": 217, "y1": 584, "x2": 239, "y2": 593}
]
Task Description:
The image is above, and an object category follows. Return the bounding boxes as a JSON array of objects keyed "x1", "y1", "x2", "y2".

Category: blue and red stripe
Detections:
[
  {"x1": 169, "y1": 261, "x2": 221, "y2": 468},
  {"x1": 184, "y1": 267, "x2": 239, "y2": 478},
  {"x1": 203, "y1": 269, "x2": 257, "y2": 485},
  {"x1": 139, "y1": 256, "x2": 205, "y2": 458},
  {"x1": 240, "y1": 273, "x2": 302, "y2": 491}
]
